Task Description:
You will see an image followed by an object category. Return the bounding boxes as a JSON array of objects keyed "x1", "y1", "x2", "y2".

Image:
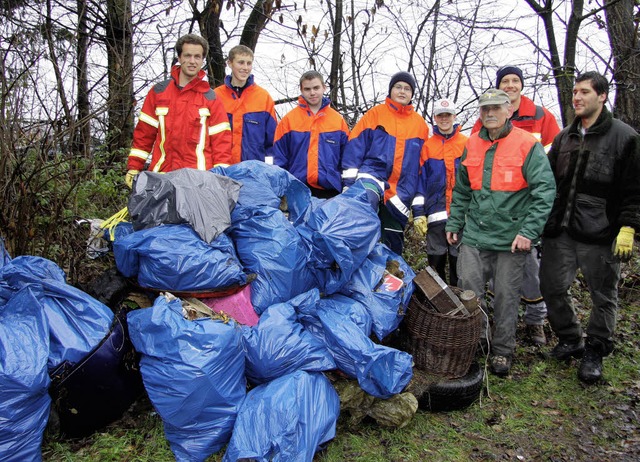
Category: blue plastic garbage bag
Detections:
[
  {"x1": 230, "y1": 205, "x2": 315, "y2": 314},
  {"x1": 223, "y1": 371, "x2": 339, "y2": 462},
  {"x1": 0, "y1": 287, "x2": 51, "y2": 462},
  {"x1": 128, "y1": 295, "x2": 246, "y2": 462},
  {"x1": 297, "y1": 181, "x2": 380, "y2": 294},
  {"x1": 340, "y1": 243, "x2": 415, "y2": 341},
  {"x1": 298, "y1": 296, "x2": 413, "y2": 399},
  {"x1": 0, "y1": 256, "x2": 113, "y2": 371},
  {"x1": 212, "y1": 161, "x2": 313, "y2": 226},
  {"x1": 243, "y1": 290, "x2": 335, "y2": 385},
  {"x1": 114, "y1": 224, "x2": 248, "y2": 291},
  {"x1": 104, "y1": 221, "x2": 134, "y2": 242}
]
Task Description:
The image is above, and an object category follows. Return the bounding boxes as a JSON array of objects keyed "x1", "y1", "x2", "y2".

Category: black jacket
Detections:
[{"x1": 544, "y1": 107, "x2": 640, "y2": 244}]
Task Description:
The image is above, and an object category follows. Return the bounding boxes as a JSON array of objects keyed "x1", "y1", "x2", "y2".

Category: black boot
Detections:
[
  {"x1": 578, "y1": 344, "x2": 603, "y2": 384},
  {"x1": 428, "y1": 254, "x2": 447, "y2": 283}
]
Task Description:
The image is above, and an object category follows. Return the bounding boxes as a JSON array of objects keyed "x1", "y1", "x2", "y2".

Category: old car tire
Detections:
[{"x1": 417, "y1": 361, "x2": 484, "y2": 412}]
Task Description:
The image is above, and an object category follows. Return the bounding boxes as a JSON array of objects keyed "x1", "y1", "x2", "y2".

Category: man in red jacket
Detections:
[
  {"x1": 125, "y1": 34, "x2": 232, "y2": 186},
  {"x1": 472, "y1": 65, "x2": 561, "y2": 346}
]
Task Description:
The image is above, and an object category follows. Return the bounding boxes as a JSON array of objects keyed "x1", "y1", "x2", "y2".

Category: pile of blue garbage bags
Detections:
[{"x1": 0, "y1": 162, "x2": 416, "y2": 462}]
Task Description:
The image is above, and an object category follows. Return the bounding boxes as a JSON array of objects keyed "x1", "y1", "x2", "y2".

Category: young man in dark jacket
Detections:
[{"x1": 540, "y1": 71, "x2": 640, "y2": 384}]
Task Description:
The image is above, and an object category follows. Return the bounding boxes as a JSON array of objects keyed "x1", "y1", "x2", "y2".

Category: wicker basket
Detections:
[{"x1": 404, "y1": 293, "x2": 482, "y2": 378}]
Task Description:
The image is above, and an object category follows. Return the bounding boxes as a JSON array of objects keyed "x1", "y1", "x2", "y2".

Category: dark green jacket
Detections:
[{"x1": 446, "y1": 123, "x2": 556, "y2": 252}]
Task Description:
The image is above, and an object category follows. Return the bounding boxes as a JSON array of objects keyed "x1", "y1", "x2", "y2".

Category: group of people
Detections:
[{"x1": 124, "y1": 34, "x2": 640, "y2": 384}]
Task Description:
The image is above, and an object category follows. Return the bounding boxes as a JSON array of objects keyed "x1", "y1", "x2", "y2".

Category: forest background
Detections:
[
  {"x1": 1, "y1": 1, "x2": 639, "y2": 460},
  {"x1": 1, "y1": 0, "x2": 639, "y2": 274}
]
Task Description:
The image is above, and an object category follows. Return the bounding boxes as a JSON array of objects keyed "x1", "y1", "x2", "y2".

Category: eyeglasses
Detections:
[{"x1": 392, "y1": 84, "x2": 412, "y2": 93}]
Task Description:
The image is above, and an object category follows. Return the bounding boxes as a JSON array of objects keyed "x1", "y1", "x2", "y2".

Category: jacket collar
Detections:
[
  {"x1": 385, "y1": 97, "x2": 414, "y2": 115},
  {"x1": 224, "y1": 74, "x2": 255, "y2": 90},
  {"x1": 515, "y1": 95, "x2": 536, "y2": 117},
  {"x1": 479, "y1": 120, "x2": 513, "y2": 141},
  {"x1": 568, "y1": 105, "x2": 612, "y2": 136},
  {"x1": 171, "y1": 65, "x2": 209, "y2": 92},
  {"x1": 297, "y1": 95, "x2": 331, "y2": 113},
  {"x1": 433, "y1": 124, "x2": 461, "y2": 139}
]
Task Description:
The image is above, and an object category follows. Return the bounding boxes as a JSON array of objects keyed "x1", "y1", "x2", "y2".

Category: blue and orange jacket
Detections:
[
  {"x1": 273, "y1": 96, "x2": 349, "y2": 192},
  {"x1": 472, "y1": 95, "x2": 560, "y2": 151},
  {"x1": 214, "y1": 75, "x2": 277, "y2": 164},
  {"x1": 412, "y1": 125, "x2": 468, "y2": 223},
  {"x1": 342, "y1": 97, "x2": 429, "y2": 224},
  {"x1": 127, "y1": 65, "x2": 232, "y2": 172}
]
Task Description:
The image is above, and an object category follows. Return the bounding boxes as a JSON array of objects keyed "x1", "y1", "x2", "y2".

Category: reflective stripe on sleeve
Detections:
[
  {"x1": 412, "y1": 195, "x2": 425, "y2": 207},
  {"x1": 139, "y1": 112, "x2": 159, "y2": 128},
  {"x1": 129, "y1": 148, "x2": 149, "y2": 160},
  {"x1": 208, "y1": 121, "x2": 231, "y2": 135},
  {"x1": 427, "y1": 211, "x2": 448, "y2": 223},
  {"x1": 388, "y1": 194, "x2": 410, "y2": 218},
  {"x1": 342, "y1": 168, "x2": 358, "y2": 180},
  {"x1": 357, "y1": 173, "x2": 385, "y2": 193}
]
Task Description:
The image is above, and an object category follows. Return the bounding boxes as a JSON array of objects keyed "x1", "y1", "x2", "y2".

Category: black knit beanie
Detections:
[
  {"x1": 388, "y1": 71, "x2": 416, "y2": 98},
  {"x1": 496, "y1": 66, "x2": 524, "y2": 88}
]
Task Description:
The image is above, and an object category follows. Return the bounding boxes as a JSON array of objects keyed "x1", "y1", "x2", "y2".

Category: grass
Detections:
[{"x1": 41, "y1": 239, "x2": 640, "y2": 461}]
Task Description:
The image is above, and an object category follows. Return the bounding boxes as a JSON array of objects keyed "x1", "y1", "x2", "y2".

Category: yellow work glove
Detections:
[
  {"x1": 124, "y1": 169, "x2": 140, "y2": 189},
  {"x1": 414, "y1": 216, "x2": 428, "y2": 238},
  {"x1": 613, "y1": 226, "x2": 635, "y2": 262}
]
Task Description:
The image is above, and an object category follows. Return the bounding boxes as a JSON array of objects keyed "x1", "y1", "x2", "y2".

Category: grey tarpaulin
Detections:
[{"x1": 128, "y1": 168, "x2": 241, "y2": 243}]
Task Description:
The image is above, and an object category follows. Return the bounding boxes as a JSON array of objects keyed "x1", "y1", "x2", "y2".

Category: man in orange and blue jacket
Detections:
[
  {"x1": 214, "y1": 45, "x2": 277, "y2": 165},
  {"x1": 412, "y1": 99, "x2": 468, "y2": 286},
  {"x1": 126, "y1": 34, "x2": 232, "y2": 186},
  {"x1": 341, "y1": 71, "x2": 429, "y2": 255},
  {"x1": 273, "y1": 70, "x2": 349, "y2": 198}
]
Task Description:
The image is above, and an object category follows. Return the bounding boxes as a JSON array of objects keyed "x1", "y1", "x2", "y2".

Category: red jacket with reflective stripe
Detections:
[
  {"x1": 472, "y1": 95, "x2": 560, "y2": 150},
  {"x1": 127, "y1": 65, "x2": 232, "y2": 172},
  {"x1": 214, "y1": 75, "x2": 277, "y2": 164},
  {"x1": 273, "y1": 96, "x2": 349, "y2": 192}
]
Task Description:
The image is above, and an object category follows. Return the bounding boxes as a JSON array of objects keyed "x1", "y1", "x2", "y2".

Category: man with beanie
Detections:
[
  {"x1": 412, "y1": 99, "x2": 468, "y2": 285},
  {"x1": 446, "y1": 89, "x2": 555, "y2": 376},
  {"x1": 473, "y1": 65, "x2": 561, "y2": 346},
  {"x1": 540, "y1": 71, "x2": 640, "y2": 384},
  {"x1": 342, "y1": 71, "x2": 429, "y2": 255}
]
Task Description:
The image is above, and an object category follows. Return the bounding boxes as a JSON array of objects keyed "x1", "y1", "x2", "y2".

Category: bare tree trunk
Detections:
[
  {"x1": 604, "y1": 0, "x2": 640, "y2": 130},
  {"x1": 525, "y1": 0, "x2": 582, "y2": 127},
  {"x1": 329, "y1": 0, "x2": 344, "y2": 106},
  {"x1": 199, "y1": 0, "x2": 225, "y2": 87},
  {"x1": 76, "y1": 0, "x2": 91, "y2": 157},
  {"x1": 104, "y1": 0, "x2": 134, "y2": 159},
  {"x1": 240, "y1": 0, "x2": 274, "y2": 51}
]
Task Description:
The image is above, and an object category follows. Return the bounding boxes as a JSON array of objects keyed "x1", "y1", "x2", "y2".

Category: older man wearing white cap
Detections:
[
  {"x1": 445, "y1": 89, "x2": 556, "y2": 376},
  {"x1": 412, "y1": 98, "x2": 468, "y2": 286}
]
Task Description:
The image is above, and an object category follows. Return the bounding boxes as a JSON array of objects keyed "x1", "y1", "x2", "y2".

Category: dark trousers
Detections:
[{"x1": 539, "y1": 232, "x2": 620, "y2": 355}]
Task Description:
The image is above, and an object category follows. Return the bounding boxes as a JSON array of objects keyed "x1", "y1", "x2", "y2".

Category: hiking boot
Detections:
[
  {"x1": 526, "y1": 324, "x2": 547, "y2": 346},
  {"x1": 578, "y1": 346, "x2": 603, "y2": 384},
  {"x1": 550, "y1": 339, "x2": 585, "y2": 360},
  {"x1": 490, "y1": 355, "x2": 512, "y2": 377}
]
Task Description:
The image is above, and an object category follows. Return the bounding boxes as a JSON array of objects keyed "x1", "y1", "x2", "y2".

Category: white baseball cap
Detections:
[{"x1": 433, "y1": 98, "x2": 457, "y2": 116}]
